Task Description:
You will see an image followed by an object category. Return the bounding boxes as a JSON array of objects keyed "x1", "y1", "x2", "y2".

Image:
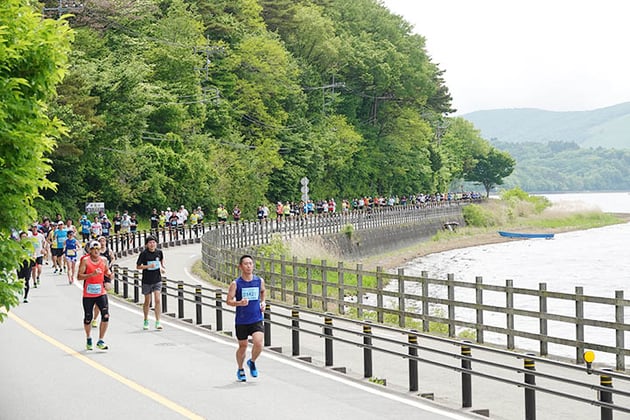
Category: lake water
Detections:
[{"x1": 396, "y1": 191, "x2": 630, "y2": 365}]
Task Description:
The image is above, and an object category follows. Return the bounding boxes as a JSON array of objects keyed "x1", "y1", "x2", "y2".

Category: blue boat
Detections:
[{"x1": 498, "y1": 231, "x2": 554, "y2": 239}]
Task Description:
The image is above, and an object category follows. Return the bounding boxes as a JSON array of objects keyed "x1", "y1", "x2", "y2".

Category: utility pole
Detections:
[
  {"x1": 304, "y1": 79, "x2": 345, "y2": 115},
  {"x1": 193, "y1": 37, "x2": 225, "y2": 106},
  {"x1": 433, "y1": 118, "x2": 450, "y2": 146},
  {"x1": 369, "y1": 93, "x2": 395, "y2": 125}
]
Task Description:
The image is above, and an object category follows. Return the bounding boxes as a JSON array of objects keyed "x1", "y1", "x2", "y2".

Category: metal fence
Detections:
[
  {"x1": 104, "y1": 200, "x2": 630, "y2": 419},
  {"x1": 200, "y1": 207, "x2": 630, "y2": 372},
  {"x1": 110, "y1": 264, "x2": 630, "y2": 420}
]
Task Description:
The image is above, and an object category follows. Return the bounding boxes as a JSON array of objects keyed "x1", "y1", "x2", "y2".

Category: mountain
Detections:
[{"x1": 462, "y1": 102, "x2": 630, "y2": 149}]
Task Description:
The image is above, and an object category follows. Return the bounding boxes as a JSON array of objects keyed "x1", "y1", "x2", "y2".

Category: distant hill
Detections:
[{"x1": 463, "y1": 102, "x2": 630, "y2": 149}]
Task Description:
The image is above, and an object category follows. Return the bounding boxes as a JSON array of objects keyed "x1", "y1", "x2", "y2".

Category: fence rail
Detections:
[
  {"x1": 109, "y1": 264, "x2": 630, "y2": 419},
  {"x1": 200, "y1": 204, "x2": 630, "y2": 371},
  {"x1": 104, "y1": 201, "x2": 630, "y2": 419}
]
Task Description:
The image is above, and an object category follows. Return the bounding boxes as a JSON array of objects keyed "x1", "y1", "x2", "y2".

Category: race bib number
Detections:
[
  {"x1": 241, "y1": 287, "x2": 259, "y2": 301},
  {"x1": 147, "y1": 260, "x2": 161, "y2": 270},
  {"x1": 87, "y1": 283, "x2": 102, "y2": 294},
  {"x1": 67, "y1": 249, "x2": 76, "y2": 256}
]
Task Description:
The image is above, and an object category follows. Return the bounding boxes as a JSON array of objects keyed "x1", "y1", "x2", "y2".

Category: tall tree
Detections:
[
  {"x1": 0, "y1": 0, "x2": 72, "y2": 320},
  {"x1": 465, "y1": 148, "x2": 516, "y2": 197}
]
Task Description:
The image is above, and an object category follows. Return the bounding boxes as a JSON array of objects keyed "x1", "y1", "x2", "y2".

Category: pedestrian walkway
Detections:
[{"x1": 0, "y1": 245, "x2": 480, "y2": 420}]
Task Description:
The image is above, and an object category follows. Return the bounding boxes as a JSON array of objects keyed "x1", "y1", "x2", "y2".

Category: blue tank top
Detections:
[
  {"x1": 56, "y1": 229, "x2": 68, "y2": 248},
  {"x1": 65, "y1": 238, "x2": 78, "y2": 257},
  {"x1": 235, "y1": 276, "x2": 263, "y2": 325}
]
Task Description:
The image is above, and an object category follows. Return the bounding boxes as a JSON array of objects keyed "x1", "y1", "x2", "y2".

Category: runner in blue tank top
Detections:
[{"x1": 227, "y1": 254, "x2": 266, "y2": 382}]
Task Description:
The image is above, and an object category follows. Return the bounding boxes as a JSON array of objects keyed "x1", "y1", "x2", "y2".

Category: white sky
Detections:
[{"x1": 381, "y1": 0, "x2": 630, "y2": 115}]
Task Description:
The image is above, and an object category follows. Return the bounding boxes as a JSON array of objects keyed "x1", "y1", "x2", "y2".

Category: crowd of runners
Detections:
[{"x1": 14, "y1": 211, "x2": 168, "y2": 352}]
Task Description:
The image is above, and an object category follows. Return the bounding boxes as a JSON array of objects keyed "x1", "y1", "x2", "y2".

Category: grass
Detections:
[{"x1": 523, "y1": 211, "x2": 623, "y2": 229}]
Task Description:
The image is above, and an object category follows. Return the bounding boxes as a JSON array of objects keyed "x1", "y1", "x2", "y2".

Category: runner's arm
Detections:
[
  {"x1": 226, "y1": 281, "x2": 246, "y2": 307},
  {"x1": 259, "y1": 278, "x2": 266, "y2": 310}
]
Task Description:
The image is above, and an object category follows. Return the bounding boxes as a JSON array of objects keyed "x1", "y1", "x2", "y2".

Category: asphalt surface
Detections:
[{"x1": 0, "y1": 245, "x2": 481, "y2": 420}]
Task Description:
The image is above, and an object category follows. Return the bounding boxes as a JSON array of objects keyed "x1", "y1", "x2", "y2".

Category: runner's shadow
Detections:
[{"x1": 213, "y1": 381, "x2": 259, "y2": 389}]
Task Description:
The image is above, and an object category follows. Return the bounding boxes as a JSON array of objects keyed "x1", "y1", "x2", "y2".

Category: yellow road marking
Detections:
[{"x1": 7, "y1": 311, "x2": 204, "y2": 420}]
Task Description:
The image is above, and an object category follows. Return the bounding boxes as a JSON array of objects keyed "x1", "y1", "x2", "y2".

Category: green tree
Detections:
[
  {"x1": 465, "y1": 148, "x2": 516, "y2": 197},
  {"x1": 0, "y1": 0, "x2": 72, "y2": 320}
]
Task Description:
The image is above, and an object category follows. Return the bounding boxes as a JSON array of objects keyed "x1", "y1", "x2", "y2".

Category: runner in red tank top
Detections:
[{"x1": 77, "y1": 241, "x2": 112, "y2": 350}]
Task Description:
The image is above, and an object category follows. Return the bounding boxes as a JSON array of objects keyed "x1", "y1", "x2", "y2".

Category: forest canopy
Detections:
[{"x1": 35, "y1": 0, "x2": 507, "y2": 219}]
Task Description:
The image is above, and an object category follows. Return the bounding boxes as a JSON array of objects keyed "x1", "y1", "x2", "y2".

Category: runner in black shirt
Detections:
[{"x1": 136, "y1": 236, "x2": 165, "y2": 330}]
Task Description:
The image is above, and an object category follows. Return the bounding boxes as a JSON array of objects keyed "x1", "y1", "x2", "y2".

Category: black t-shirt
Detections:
[
  {"x1": 130, "y1": 217, "x2": 138, "y2": 232},
  {"x1": 113, "y1": 216, "x2": 122, "y2": 232},
  {"x1": 150, "y1": 214, "x2": 159, "y2": 228},
  {"x1": 136, "y1": 249, "x2": 164, "y2": 284}
]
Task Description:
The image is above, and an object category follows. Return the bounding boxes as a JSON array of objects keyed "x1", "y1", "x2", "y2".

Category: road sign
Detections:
[
  {"x1": 300, "y1": 177, "x2": 309, "y2": 186},
  {"x1": 85, "y1": 202, "x2": 105, "y2": 214},
  {"x1": 301, "y1": 193, "x2": 309, "y2": 202},
  {"x1": 301, "y1": 185, "x2": 309, "y2": 194}
]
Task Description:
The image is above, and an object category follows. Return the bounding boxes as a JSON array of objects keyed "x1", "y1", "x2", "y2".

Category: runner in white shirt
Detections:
[
  {"x1": 28, "y1": 224, "x2": 46, "y2": 286},
  {"x1": 90, "y1": 216, "x2": 102, "y2": 239}
]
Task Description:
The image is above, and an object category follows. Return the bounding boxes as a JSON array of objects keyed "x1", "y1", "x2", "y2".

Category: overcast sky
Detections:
[{"x1": 381, "y1": 0, "x2": 630, "y2": 115}]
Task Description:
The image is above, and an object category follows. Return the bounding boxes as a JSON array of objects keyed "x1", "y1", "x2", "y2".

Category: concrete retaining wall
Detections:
[{"x1": 316, "y1": 214, "x2": 465, "y2": 259}]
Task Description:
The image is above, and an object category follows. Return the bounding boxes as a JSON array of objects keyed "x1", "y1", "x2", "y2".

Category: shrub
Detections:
[
  {"x1": 341, "y1": 223, "x2": 354, "y2": 239},
  {"x1": 256, "y1": 234, "x2": 289, "y2": 257},
  {"x1": 500, "y1": 187, "x2": 550, "y2": 214},
  {"x1": 463, "y1": 204, "x2": 495, "y2": 227}
]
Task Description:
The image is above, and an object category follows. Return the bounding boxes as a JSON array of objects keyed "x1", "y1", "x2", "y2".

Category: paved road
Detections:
[{"x1": 0, "y1": 246, "x2": 479, "y2": 420}]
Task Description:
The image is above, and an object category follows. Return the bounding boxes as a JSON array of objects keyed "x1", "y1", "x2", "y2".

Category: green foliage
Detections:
[
  {"x1": 341, "y1": 223, "x2": 354, "y2": 239},
  {"x1": 500, "y1": 187, "x2": 550, "y2": 214},
  {"x1": 496, "y1": 141, "x2": 630, "y2": 192},
  {"x1": 35, "y1": 0, "x2": 501, "y2": 222},
  {"x1": 465, "y1": 148, "x2": 515, "y2": 197},
  {"x1": 256, "y1": 234, "x2": 290, "y2": 258},
  {"x1": 458, "y1": 329, "x2": 477, "y2": 341},
  {"x1": 462, "y1": 204, "x2": 496, "y2": 228},
  {"x1": 525, "y1": 212, "x2": 623, "y2": 230},
  {"x1": 0, "y1": 0, "x2": 72, "y2": 318},
  {"x1": 368, "y1": 377, "x2": 387, "y2": 386}
]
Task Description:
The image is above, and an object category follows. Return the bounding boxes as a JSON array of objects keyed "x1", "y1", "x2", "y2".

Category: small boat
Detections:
[{"x1": 498, "y1": 231, "x2": 554, "y2": 239}]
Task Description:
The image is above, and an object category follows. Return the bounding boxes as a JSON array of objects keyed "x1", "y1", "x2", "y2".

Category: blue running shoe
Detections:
[
  {"x1": 96, "y1": 340, "x2": 108, "y2": 350},
  {"x1": 236, "y1": 369, "x2": 246, "y2": 382},
  {"x1": 247, "y1": 359, "x2": 258, "y2": 378},
  {"x1": 86, "y1": 337, "x2": 93, "y2": 351}
]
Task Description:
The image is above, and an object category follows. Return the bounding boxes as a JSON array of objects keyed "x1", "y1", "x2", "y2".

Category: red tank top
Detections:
[{"x1": 83, "y1": 256, "x2": 107, "y2": 298}]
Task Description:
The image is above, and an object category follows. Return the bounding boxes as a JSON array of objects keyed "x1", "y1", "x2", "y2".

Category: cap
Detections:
[
  {"x1": 57, "y1": 221, "x2": 64, "y2": 225},
  {"x1": 167, "y1": 207, "x2": 171, "y2": 211},
  {"x1": 88, "y1": 241, "x2": 100, "y2": 249},
  {"x1": 145, "y1": 235, "x2": 157, "y2": 243},
  {"x1": 81, "y1": 215, "x2": 87, "y2": 219},
  {"x1": 31, "y1": 223, "x2": 38, "y2": 228}
]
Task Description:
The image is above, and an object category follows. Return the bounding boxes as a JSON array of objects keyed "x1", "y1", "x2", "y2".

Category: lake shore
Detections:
[{"x1": 358, "y1": 212, "x2": 630, "y2": 271}]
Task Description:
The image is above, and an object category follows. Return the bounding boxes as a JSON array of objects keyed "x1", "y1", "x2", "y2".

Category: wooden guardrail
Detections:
[
  {"x1": 110, "y1": 264, "x2": 630, "y2": 420},
  {"x1": 200, "y1": 204, "x2": 630, "y2": 371}
]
